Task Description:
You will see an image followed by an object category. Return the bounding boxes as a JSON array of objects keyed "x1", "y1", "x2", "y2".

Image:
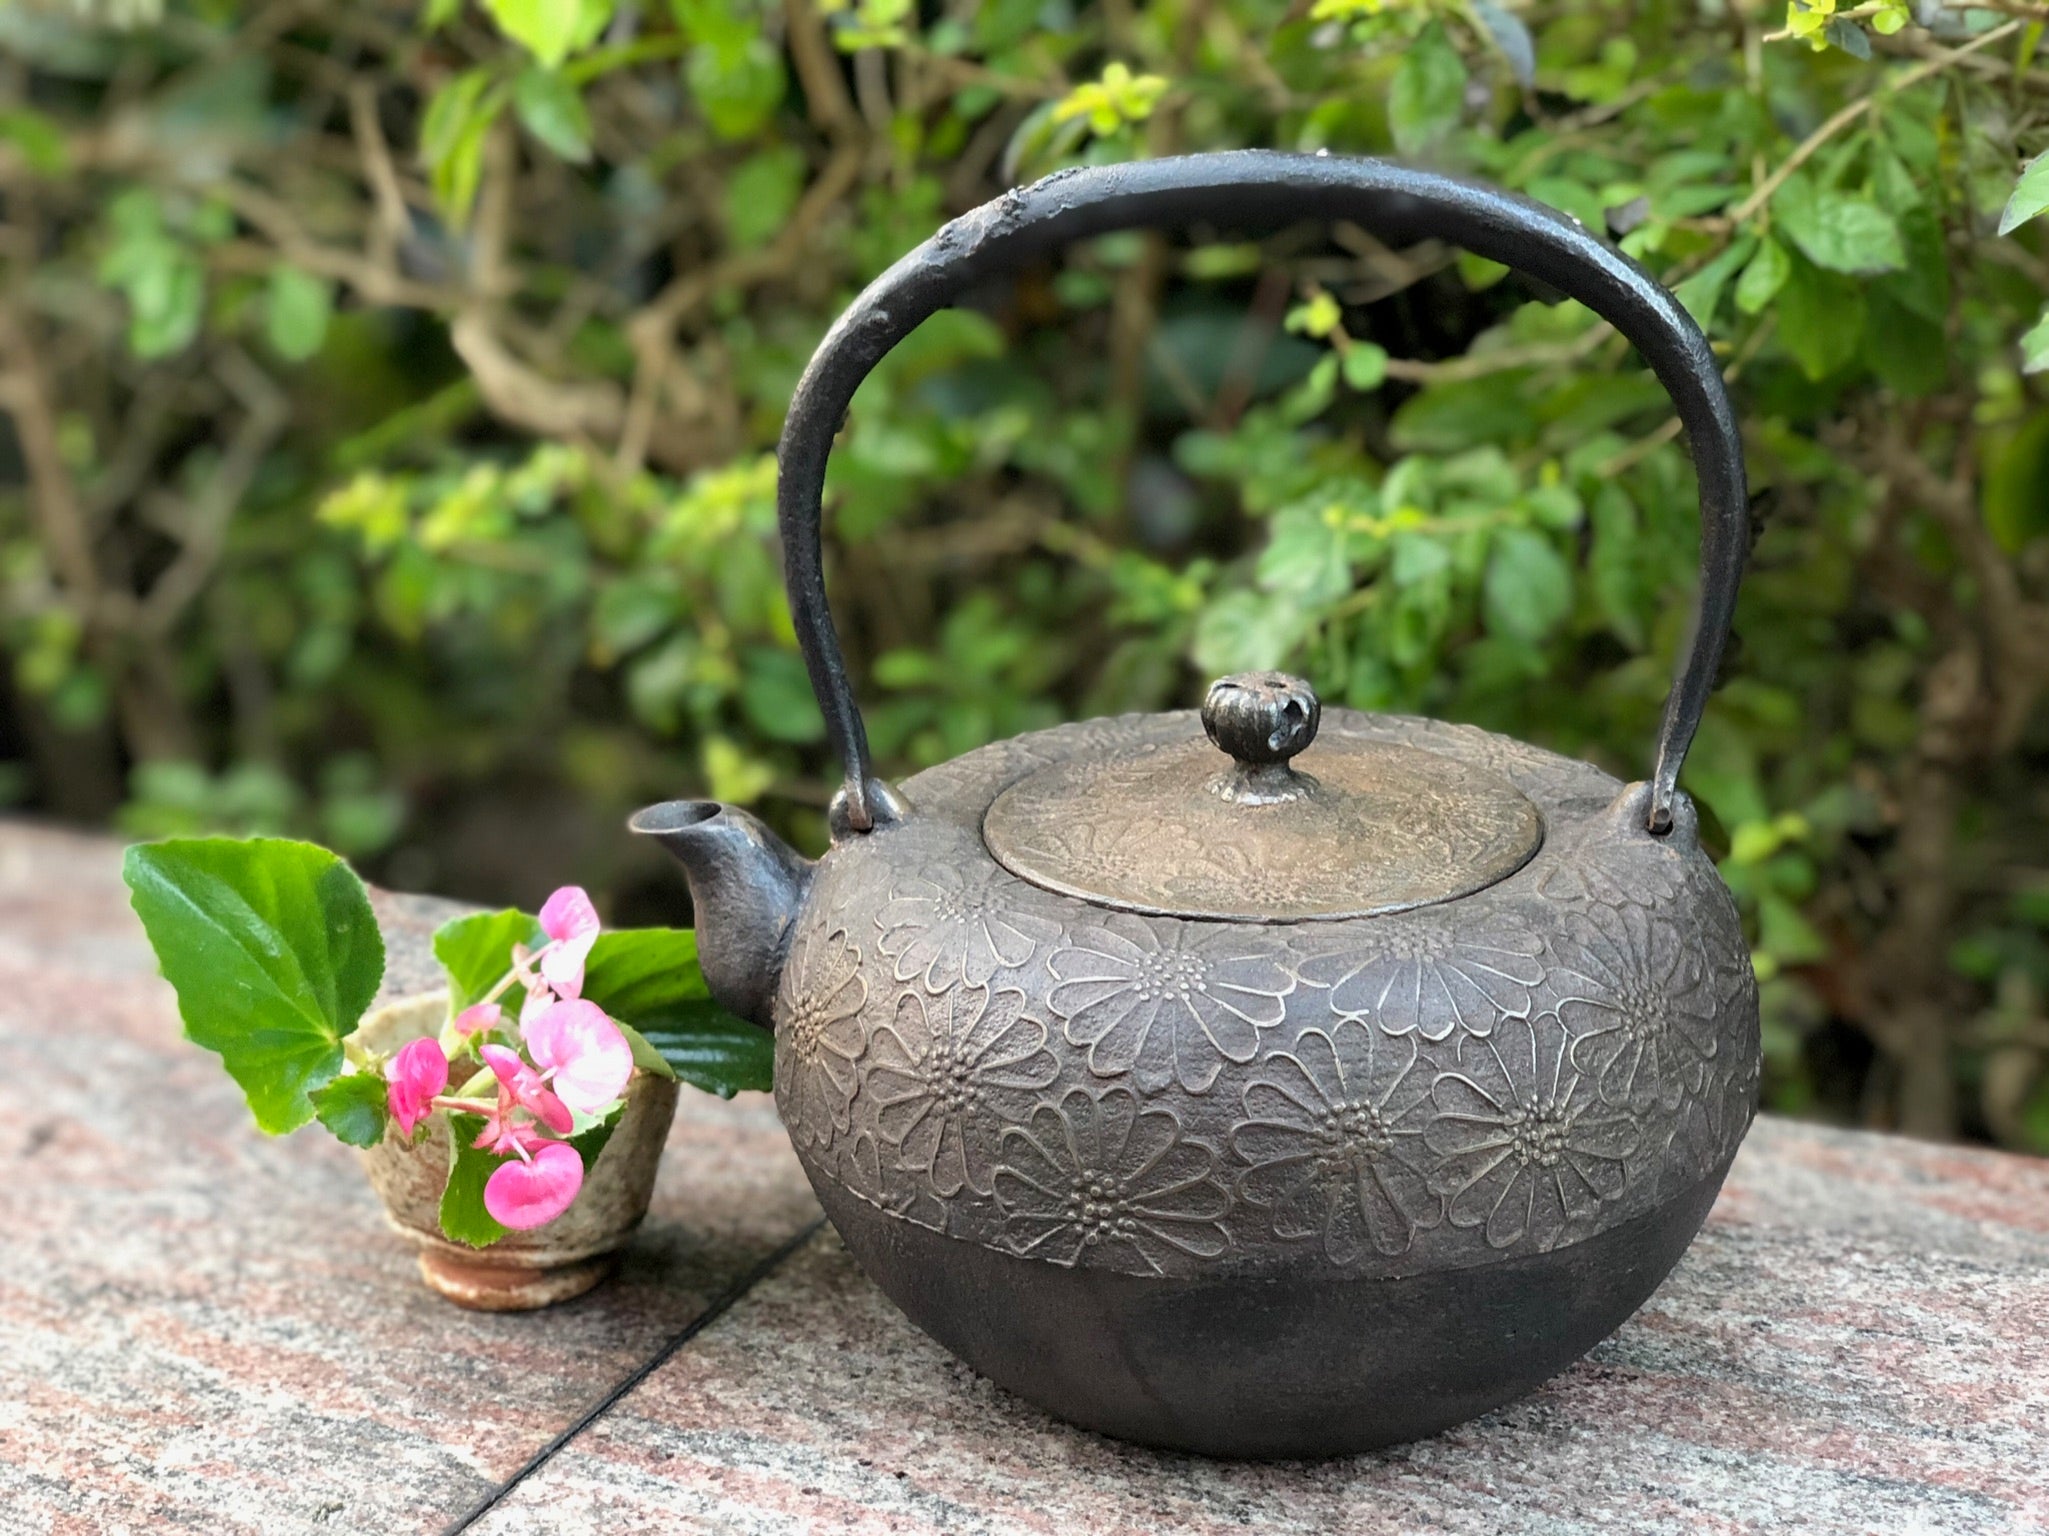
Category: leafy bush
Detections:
[{"x1": 2, "y1": 0, "x2": 2047, "y2": 1149}]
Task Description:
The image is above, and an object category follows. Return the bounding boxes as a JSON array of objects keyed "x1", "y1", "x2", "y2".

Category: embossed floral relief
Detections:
[
  {"x1": 1417, "y1": 720, "x2": 1547, "y2": 778},
  {"x1": 1325, "y1": 715, "x2": 1614, "y2": 805},
  {"x1": 1656, "y1": 1049, "x2": 1759, "y2": 1190},
  {"x1": 1294, "y1": 912, "x2": 1545, "y2": 1040},
  {"x1": 1425, "y1": 1012, "x2": 1642, "y2": 1250},
  {"x1": 774, "y1": 924, "x2": 868, "y2": 1147},
  {"x1": 1046, "y1": 914, "x2": 1293, "y2": 1092},
  {"x1": 865, "y1": 985, "x2": 1058, "y2": 1197},
  {"x1": 993, "y1": 1086, "x2": 1230, "y2": 1274},
  {"x1": 1153, "y1": 839, "x2": 1364, "y2": 914},
  {"x1": 1232, "y1": 1021, "x2": 1441, "y2": 1263},
  {"x1": 790, "y1": 701, "x2": 1764, "y2": 1276},
  {"x1": 837, "y1": 1127, "x2": 951, "y2": 1233},
  {"x1": 1535, "y1": 812, "x2": 1688, "y2": 910},
  {"x1": 1547, "y1": 902, "x2": 1719, "y2": 1109},
  {"x1": 1697, "y1": 875, "x2": 1761, "y2": 1029},
  {"x1": 875, "y1": 863, "x2": 1058, "y2": 990}
]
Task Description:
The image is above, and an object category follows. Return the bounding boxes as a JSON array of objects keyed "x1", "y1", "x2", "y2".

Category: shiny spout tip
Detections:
[{"x1": 628, "y1": 800, "x2": 723, "y2": 837}]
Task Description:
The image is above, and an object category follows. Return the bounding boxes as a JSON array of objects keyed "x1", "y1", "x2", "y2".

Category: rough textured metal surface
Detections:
[
  {"x1": 982, "y1": 728, "x2": 1545, "y2": 921},
  {"x1": 777, "y1": 708, "x2": 1759, "y2": 1282},
  {"x1": 0, "y1": 820, "x2": 819, "y2": 1536},
  {"x1": 733, "y1": 706, "x2": 1763, "y2": 1450},
  {"x1": 5, "y1": 821, "x2": 2049, "y2": 1528}
]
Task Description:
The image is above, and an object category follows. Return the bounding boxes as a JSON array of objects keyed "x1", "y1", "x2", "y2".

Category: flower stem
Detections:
[{"x1": 429, "y1": 1094, "x2": 497, "y2": 1115}]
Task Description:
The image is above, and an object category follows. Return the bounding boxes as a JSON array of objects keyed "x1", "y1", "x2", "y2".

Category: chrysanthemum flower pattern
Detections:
[
  {"x1": 994, "y1": 1087, "x2": 1230, "y2": 1273},
  {"x1": 1296, "y1": 913, "x2": 1545, "y2": 1040},
  {"x1": 1657, "y1": 1052, "x2": 1759, "y2": 1190},
  {"x1": 875, "y1": 864, "x2": 1058, "y2": 990},
  {"x1": 837, "y1": 1126, "x2": 950, "y2": 1233},
  {"x1": 1425, "y1": 1013, "x2": 1642, "y2": 1250},
  {"x1": 1535, "y1": 815, "x2": 1687, "y2": 909},
  {"x1": 1232, "y1": 1022, "x2": 1439, "y2": 1261},
  {"x1": 1047, "y1": 915, "x2": 1292, "y2": 1092},
  {"x1": 865, "y1": 986, "x2": 1059, "y2": 1197},
  {"x1": 760, "y1": 709, "x2": 1757, "y2": 1277},
  {"x1": 1548, "y1": 903, "x2": 1720, "y2": 1109},
  {"x1": 774, "y1": 924, "x2": 868, "y2": 1146}
]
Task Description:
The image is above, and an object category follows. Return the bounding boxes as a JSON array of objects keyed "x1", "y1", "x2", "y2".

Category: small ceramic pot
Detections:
[{"x1": 355, "y1": 992, "x2": 680, "y2": 1311}]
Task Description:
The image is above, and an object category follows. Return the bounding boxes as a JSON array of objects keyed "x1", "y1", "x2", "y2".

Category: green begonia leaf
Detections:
[
  {"x1": 433, "y1": 909, "x2": 542, "y2": 1011},
  {"x1": 124, "y1": 838, "x2": 384, "y2": 1135},
  {"x1": 438, "y1": 1101, "x2": 624, "y2": 1247},
  {"x1": 310, "y1": 1070, "x2": 390, "y2": 1148},
  {"x1": 434, "y1": 918, "x2": 765, "y2": 1095},
  {"x1": 633, "y1": 1004, "x2": 773, "y2": 1097},
  {"x1": 439, "y1": 1111, "x2": 509, "y2": 1247},
  {"x1": 583, "y1": 929, "x2": 768, "y2": 1095},
  {"x1": 617, "y1": 1021, "x2": 679, "y2": 1081},
  {"x1": 580, "y1": 927, "x2": 706, "y2": 1016}
]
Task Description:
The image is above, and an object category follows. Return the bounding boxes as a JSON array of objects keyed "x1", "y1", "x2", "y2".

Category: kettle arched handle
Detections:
[{"x1": 777, "y1": 150, "x2": 1747, "y2": 838}]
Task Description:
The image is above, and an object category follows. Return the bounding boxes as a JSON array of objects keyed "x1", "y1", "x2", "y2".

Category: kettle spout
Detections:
[{"x1": 629, "y1": 800, "x2": 813, "y2": 1029}]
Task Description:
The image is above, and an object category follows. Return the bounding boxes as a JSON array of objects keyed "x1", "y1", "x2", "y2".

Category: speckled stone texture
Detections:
[
  {"x1": 0, "y1": 822, "x2": 818, "y2": 1535},
  {"x1": 3, "y1": 821, "x2": 2047, "y2": 1535}
]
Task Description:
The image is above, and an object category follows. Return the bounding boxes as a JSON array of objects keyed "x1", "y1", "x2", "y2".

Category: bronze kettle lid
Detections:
[{"x1": 981, "y1": 669, "x2": 1544, "y2": 923}]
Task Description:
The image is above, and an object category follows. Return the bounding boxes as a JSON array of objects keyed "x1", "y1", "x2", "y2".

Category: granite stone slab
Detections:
[
  {"x1": 5, "y1": 821, "x2": 2048, "y2": 1536},
  {"x1": 0, "y1": 822, "x2": 820, "y2": 1536},
  {"x1": 461, "y1": 1119, "x2": 2049, "y2": 1536}
]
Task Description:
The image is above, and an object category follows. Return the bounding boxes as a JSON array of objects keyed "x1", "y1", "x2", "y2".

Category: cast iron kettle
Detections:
[{"x1": 635, "y1": 151, "x2": 1759, "y2": 1458}]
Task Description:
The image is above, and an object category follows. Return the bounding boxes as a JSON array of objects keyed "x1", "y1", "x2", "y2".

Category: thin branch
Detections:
[
  {"x1": 1384, "y1": 322, "x2": 1619, "y2": 386},
  {"x1": 627, "y1": 142, "x2": 863, "y2": 345},
  {"x1": 212, "y1": 180, "x2": 454, "y2": 311},
  {"x1": 449, "y1": 121, "x2": 627, "y2": 442},
  {"x1": 1868, "y1": 416, "x2": 2049, "y2": 750},
  {"x1": 133, "y1": 349, "x2": 288, "y2": 637},
  {"x1": 615, "y1": 142, "x2": 863, "y2": 471},
  {"x1": 1937, "y1": 0, "x2": 2049, "y2": 18},
  {"x1": 1727, "y1": 19, "x2": 2023, "y2": 227},
  {"x1": 348, "y1": 79, "x2": 412, "y2": 272},
  {"x1": 785, "y1": 0, "x2": 860, "y2": 138},
  {"x1": 0, "y1": 306, "x2": 102, "y2": 616}
]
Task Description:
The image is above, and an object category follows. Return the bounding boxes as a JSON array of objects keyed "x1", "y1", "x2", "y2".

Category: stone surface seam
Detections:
[{"x1": 440, "y1": 1216, "x2": 828, "y2": 1536}]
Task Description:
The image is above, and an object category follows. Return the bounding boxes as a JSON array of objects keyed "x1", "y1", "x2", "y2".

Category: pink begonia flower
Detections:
[
  {"x1": 536, "y1": 885, "x2": 601, "y2": 998},
  {"x1": 386, "y1": 1038, "x2": 447, "y2": 1137},
  {"x1": 453, "y1": 1000, "x2": 502, "y2": 1036},
  {"x1": 524, "y1": 998, "x2": 634, "y2": 1115},
  {"x1": 517, "y1": 983, "x2": 553, "y2": 1032},
  {"x1": 480, "y1": 1043, "x2": 573, "y2": 1136},
  {"x1": 484, "y1": 1140, "x2": 584, "y2": 1229},
  {"x1": 472, "y1": 1113, "x2": 548, "y2": 1159}
]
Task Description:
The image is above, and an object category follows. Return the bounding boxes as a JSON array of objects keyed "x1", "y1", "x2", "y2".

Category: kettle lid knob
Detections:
[{"x1": 1202, "y1": 671, "x2": 1321, "y2": 769}]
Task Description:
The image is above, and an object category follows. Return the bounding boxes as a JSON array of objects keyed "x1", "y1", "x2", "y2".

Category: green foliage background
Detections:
[{"x1": 3, "y1": 0, "x2": 2049, "y2": 1149}]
